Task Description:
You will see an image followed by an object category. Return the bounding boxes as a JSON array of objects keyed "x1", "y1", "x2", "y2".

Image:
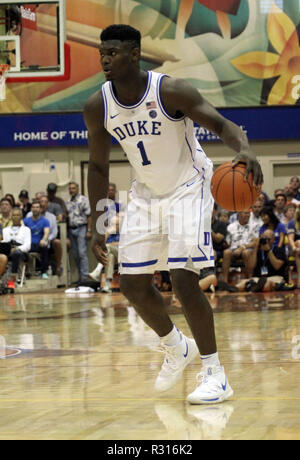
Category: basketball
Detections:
[{"x1": 211, "y1": 161, "x2": 260, "y2": 212}]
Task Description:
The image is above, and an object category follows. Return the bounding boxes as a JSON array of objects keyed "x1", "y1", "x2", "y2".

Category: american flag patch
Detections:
[{"x1": 146, "y1": 101, "x2": 157, "y2": 110}]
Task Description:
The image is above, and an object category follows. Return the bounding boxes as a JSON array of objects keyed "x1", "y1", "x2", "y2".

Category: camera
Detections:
[
  {"x1": 11, "y1": 241, "x2": 21, "y2": 247},
  {"x1": 259, "y1": 237, "x2": 268, "y2": 246}
]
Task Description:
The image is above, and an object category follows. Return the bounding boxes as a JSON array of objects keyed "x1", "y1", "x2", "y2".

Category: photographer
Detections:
[
  {"x1": 236, "y1": 229, "x2": 288, "y2": 292},
  {"x1": 1, "y1": 208, "x2": 31, "y2": 287}
]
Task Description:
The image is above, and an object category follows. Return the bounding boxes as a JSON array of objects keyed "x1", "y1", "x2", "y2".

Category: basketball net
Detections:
[{"x1": 0, "y1": 64, "x2": 10, "y2": 102}]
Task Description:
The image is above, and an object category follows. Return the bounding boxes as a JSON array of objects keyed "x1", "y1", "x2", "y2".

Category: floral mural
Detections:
[
  {"x1": 1, "y1": 0, "x2": 300, "y2": 113},
  {"x1": 231, "y1": 3, "x2": 300, "y2": 105}
]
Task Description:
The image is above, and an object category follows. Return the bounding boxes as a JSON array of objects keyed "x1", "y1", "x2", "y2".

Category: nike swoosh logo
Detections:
[
  {"x1": 222, "y1": 378, "x2": 227, "y2": 391},
  {"x1": 110, "y1": 114, "x2": 119, "y2": 119},
  {"x1": 183, "y1": 340, "x2": 188, "y2": 358}
]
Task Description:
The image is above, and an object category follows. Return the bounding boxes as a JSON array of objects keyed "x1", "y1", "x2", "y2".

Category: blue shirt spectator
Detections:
[
  {"x1": 287, "y1": 219, "x2": 300, "y2": 241},
  {"x1": 23, "y1": 201, "x2": 50, "y2": 278},
  {"x1": 260, "y1": 207, "x2": 286, "y2": 247},
  {"x1": 24, "y1": 216, "x2": 50, "y2": 245}
]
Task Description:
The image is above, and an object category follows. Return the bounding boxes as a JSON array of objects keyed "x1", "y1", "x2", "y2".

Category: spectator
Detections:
[
  {"x1": 105, "y1": 182, "x2": 126, "y2": 228},
  {"x1": 35, "y1": 192, "x2": 45, "y2": 201},
  {"x1": 27, "y1": 195, "x2": 58, "y2": 240},
  {"x1": 228, "y1": 212, "x2": 238, "y2": 224},
  {"x1": 218, "y1": 209, "x2": 230, "y2": 226},
  {"x1": 249, "y1": 199, "x2": 263, "y2": 234},
  {"x1": 102, "y1": 215, "x2": 120, "y2": 293},
  {"x1": 221, "y1": 211, "x2": 257, "y2": 283},
  {"x1": 284, "y1": 186, "x2": 300, "y2": 206},
  {"x1": 0, "y1": 224, "x2": 9, "y2": 277},
  {"x1": 288, "y1": 176, "x2": 300, "y2": 200},
  {"x1": 27, "y1": 195, "x2": 62, "y2": 276},
  {"x1": 236, "y1": 229, "x2": 288, "y2": 292},
  {"x1": 41, "y1": 195, "x2": 62, "y2": 276},
  {"x1": 66, "y1": 182, "x2": 91, "y2": 283},
  {"x1": 211, "y1": 203, "x2": 227, "y2": 262},
  {"x1": 273, "y1": 193, "x2": 287, "y2": 223},
  {"x1": 269, "y1": 188, "x2": 285, "y2": 208},
  {"x1": 0, "y1": 254, "x2": 7, "y2": 278},
  {"x1": 48, "y1": 200, "x2": 63, "y2": 222},
  {"x1": 259, "y1": 207, "x2": 286, "y2": 247},
  {"x1": 46, "y1": 183, "x2": 66, "y2": 222},
  {"x1": 18, "y1": 190, "x2": 32, "y2": 218},
  {"x1": 4, "y1": 193, "x2": 16, "y2": 208},
  {"x1": 24, "y1": 201, "x2": 50, "y2": 279},
  {"x1": 287, "y1": 207, "x2": 300, "y2": 289},
  {"x1": 0, "y1": 198, "x2": 13, "y2": 229},
  {"x1": 199, "y1": 267, "x2": 217, "y2": 293},
  {"x1": 160, "y1": 271, "x2": 172, "y2": 292},
  {"x1": 283, "y1": 204, "x2": 296, "y2": 228},
  {"x1": 258, "y1": 192, "x2": 268, "y2": 206},
  {"x1": 2, "y1": 207, "x2": 31, "y2": 287},
  {"x1": 89, "y1": 183, "x2": 125, "y2": 281}
]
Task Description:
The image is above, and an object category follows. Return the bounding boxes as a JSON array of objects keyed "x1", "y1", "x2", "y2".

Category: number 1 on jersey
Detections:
[{"x1": 137, "y1": 141, "x2": 151, "y2": 166}]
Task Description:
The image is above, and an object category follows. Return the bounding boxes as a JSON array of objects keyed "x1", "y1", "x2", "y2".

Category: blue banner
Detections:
[{"x1": 0, "y1": 107, "x2": 299, "y2": 149}]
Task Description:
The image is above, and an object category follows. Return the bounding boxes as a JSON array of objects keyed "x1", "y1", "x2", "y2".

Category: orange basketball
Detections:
[{"x1": 211, "y1": 162, "x2": 261, "y2": 212}]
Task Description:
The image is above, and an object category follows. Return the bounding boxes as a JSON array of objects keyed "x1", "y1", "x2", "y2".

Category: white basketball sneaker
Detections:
[
  {"x1": 187, "y1": 365, "x2": 233, "y2": 405},
  {"x1": 154, "y1": 335, "x2": 199, "y2": 392}
]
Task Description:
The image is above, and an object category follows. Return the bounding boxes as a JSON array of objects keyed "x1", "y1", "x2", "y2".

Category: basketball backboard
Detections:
[{"x1": 0, "y1": 0, "x2": 69, "y2": 82}]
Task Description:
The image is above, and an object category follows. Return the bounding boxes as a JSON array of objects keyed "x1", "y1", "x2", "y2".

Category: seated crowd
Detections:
[
  {"x1": 0, "y1": 182, "x2": 89, "y2": 291},
  {"x1": 0, "y1": 181, "x2": 123, "y2": 293},
  {"x1": 0, "y1": 176, "x2": 299, "y2": 294},
  {"x1": 204, "y1": 175, "x2": 300, "y2": 293}
]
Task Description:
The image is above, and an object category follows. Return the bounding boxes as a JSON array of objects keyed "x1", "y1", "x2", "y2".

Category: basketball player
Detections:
[{"x1": 84, "y1": 25, "x2": 263, "y2": 404}]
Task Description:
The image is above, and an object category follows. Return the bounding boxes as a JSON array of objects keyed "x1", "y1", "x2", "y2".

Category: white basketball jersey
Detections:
[{"x1": 101, "y1": 71, "x2": 210, "y2": 195}]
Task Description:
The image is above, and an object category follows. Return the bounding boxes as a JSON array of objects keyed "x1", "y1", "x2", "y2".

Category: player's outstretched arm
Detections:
[
  {"x1": 84, "y1": 90, "x2": 112, "y2": 264},
  {"x1": 160, "y1": 77, "x2": 263, "y2": 186}
]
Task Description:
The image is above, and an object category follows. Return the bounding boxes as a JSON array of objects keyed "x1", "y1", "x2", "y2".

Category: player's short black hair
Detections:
[{"x1": 100, "y1": 24, "x2": 141, "y2": 48}]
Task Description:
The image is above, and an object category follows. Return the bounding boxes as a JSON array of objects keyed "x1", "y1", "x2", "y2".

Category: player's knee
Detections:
[
  {"x1": 120, "y1": 274, "x2": 152, "y2": 301},
  {"x1": 170, "y1": 269, "x2": 198, "y2": 297}
]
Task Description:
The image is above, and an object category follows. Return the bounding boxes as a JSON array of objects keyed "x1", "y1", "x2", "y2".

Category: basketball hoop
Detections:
[{"x1": 0, "y1": 64, "x2": 10, "y2": 102}]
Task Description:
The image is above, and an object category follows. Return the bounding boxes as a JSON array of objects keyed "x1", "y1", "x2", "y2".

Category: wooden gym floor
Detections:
[{"x1": 0, "y1": 288, "x2": 299, "y2": 440}]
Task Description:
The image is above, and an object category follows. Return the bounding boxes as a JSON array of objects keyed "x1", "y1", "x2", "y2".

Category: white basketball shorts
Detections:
[{"x1": 119, "y1": 160, "x2": 215, "y2": 275}]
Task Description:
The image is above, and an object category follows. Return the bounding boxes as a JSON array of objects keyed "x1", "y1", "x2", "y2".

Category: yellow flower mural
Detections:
[{"x1": 231, "y1": 2, "x2": 300, "y2": 105}]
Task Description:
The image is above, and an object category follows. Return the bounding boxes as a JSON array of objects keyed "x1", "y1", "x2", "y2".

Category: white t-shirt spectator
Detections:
[
  {"x1": 226, "y1": 220, "x2": 258, "y2": 251},
  {"x1": 2, "y1": 225, "x2": 31, "y2": 253}
]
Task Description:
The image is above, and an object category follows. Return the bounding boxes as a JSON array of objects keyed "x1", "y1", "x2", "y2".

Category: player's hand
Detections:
[
  {"x1": 232, "y1": 151, "x2": 264, "y2": 187},
  {"x1": 92, "y1": 233, "x2": 108, "y2": 265}
]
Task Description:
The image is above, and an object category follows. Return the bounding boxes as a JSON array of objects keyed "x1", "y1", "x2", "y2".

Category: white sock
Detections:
[
  {"x1": 160, "y1": 325, "x2": 182, "y2": 347},
  {"x1": 200, "y1": 352, "x2": 220, "y2": 368},
  {"x1": 96, "y1": 263, "x2": 103, "y2": 272}
]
